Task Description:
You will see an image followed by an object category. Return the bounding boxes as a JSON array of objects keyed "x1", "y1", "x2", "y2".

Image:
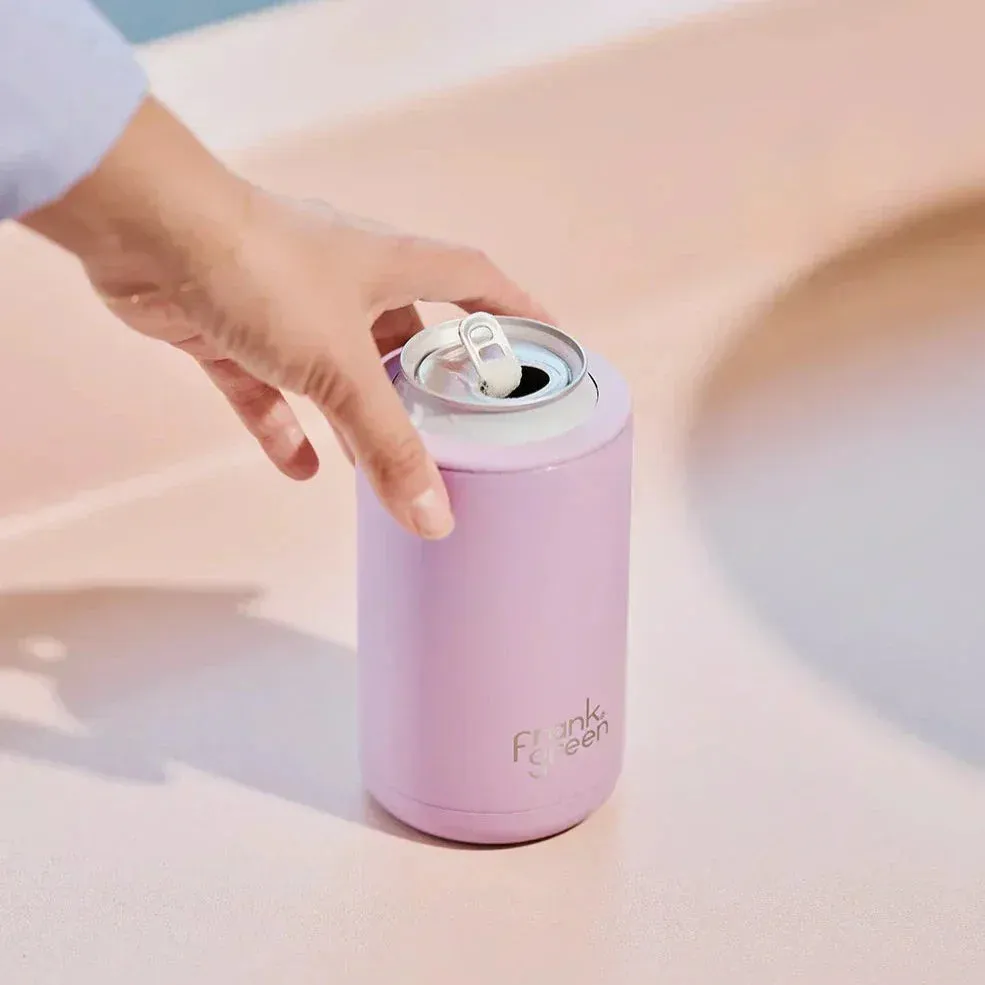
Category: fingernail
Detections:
[{"x1": 410, "y1": 485, "x2": 454, "y2": 539}]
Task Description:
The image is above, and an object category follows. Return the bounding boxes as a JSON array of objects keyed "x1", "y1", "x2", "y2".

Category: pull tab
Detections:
[{"x1": 458, "y1": 312, "x2": 523, "y2": 398}]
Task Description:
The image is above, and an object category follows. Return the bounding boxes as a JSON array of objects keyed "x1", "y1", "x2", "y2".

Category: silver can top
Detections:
[{"x1": 400, "y1": 313, "x2": 587, "y2": 412}]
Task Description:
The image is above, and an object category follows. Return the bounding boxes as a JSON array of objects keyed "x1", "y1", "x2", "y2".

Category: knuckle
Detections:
[
  {"x1": 298, "y1": 357, "x2": 356, "y2": 417},
  {"x1": 460, "y1": 244, "x2": 491, "y2": 268},
  {"x1": 366, "y1": 432, "x2": 427, "y2": 493},
  {"x1": 365, "y1": 235, "x2": 418, "y2": 309},
  {"x1": 385, "y1": 233, "x2": 420, "y2": 270},
  {"x1": 234, "y1": 378, "x2": 277, "y2": 418}
]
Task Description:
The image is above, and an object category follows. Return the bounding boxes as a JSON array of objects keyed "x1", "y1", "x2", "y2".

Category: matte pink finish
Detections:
[{"x1": 357, "y1": 349, "x2": 633, "y2": 844}]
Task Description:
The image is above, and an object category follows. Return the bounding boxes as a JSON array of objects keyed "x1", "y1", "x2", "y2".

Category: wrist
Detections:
[{"x1": 20, "y1": 97, "x2": 252, "y2": 294}]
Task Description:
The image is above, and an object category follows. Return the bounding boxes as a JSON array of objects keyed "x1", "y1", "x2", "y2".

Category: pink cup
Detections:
[{"x1": 357, "y1": 319, "x2": 633, "y2": 844}]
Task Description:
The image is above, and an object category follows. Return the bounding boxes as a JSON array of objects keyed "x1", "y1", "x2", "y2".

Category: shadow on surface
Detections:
[
  {"x1": 0, "y1": 583, "x2": 434, "y2": 843},
  {"x1": 685, "y1": 195, "x2": 985, "y2": 768}
]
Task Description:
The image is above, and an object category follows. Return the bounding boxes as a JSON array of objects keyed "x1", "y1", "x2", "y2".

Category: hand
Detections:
[{"x1": 20, "y1": 98, "x2": 550, "y2": 539}]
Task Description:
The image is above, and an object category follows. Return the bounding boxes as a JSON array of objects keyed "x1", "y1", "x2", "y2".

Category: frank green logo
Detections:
[{"x1": 512, "y1": 699, "x2": 608, "y2": 779}]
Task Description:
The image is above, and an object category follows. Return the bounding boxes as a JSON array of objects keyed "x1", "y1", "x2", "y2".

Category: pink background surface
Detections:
[{"x1": 4, "y1": 0, "x2": 985, "y2": 981}]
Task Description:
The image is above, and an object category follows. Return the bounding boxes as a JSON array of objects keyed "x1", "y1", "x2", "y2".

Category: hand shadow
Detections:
[
  {"x1": 0, "y1": 583, "x2": 430, "y2": 843},
  {"x1": 685, "y1": 193, "x2": 985, "y2": 769}
]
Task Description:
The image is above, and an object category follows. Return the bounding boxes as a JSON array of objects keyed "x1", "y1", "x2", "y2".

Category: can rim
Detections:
[
  {"x1": 383, "y1": 346, "x2": 631, "y2": 473},
  {"x1": 398, "y1": 317, "x2": 587, "y2": 412}
]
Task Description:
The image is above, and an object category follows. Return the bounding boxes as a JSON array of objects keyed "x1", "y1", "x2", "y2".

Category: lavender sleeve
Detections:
[{"x1": 0, "y1": 0, "x2": 147, "y2": 219}]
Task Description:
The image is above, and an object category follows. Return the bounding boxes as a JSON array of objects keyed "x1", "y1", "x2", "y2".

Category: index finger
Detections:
[
  {"x1": 316, "y1": 338, "x2": 454, "y2": 541},
  {"x1": 389, "y1": 239, "x2": 554, "y2": 324}
]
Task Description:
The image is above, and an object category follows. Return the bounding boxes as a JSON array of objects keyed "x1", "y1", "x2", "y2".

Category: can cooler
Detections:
[{"x1": 357, "y1": 314, "x2": 633, "y2": 844}]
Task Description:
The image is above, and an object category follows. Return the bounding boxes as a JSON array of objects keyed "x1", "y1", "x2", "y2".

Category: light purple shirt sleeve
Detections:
[{"x1": 0, "y1": 0, "x2": 148, "y2": 219}]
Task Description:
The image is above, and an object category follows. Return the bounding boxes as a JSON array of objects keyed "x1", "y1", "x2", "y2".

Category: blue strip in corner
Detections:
[{"x1": 93, "y1": 0, "x2": 305, "y2": 43}]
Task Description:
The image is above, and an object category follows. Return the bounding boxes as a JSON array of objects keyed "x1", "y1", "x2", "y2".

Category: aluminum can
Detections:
[{"x1": 357, "y1": 313, "x2": 633, "y2": 844}]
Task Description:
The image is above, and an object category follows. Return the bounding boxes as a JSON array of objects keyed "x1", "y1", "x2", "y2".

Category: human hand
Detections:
[{"x1": 20, "y1": 98, "x2": 550, "y2": 539}]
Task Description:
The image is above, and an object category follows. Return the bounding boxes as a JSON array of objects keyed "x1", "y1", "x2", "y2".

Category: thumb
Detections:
[{"x1": 318, "y1": 343, "x2": 454, "y2": 540}]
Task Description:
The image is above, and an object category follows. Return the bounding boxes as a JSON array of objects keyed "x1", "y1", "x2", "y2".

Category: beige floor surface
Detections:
[{"x1": 3, "y1": 1, "x2": 985, "y2": 981}]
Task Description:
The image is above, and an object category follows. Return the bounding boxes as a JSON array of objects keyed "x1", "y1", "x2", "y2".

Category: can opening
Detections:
[
  {"x1": 505, "y1": 365, "x2": 551, "y2": 399},
  {"x1": 402, "y1": 316, "x2": 587, "y2": 410}
]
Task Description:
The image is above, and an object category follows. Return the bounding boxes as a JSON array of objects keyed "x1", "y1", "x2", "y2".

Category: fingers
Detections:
[
  {"x1": 304, "y1": 344, "x2": 453, "y2": 540},
  {"x1": 199, "y1": 358, "x2": 320, "y2": 480},
  {"x1": 341, "y1": 244, "x2": 547, "y2": 540},
  {"x1": 330, "y1": 422, "x2": 355, "y2": 465},
  {"x1": 390, "y1": 239, "x2": 554, "y2": 324}
]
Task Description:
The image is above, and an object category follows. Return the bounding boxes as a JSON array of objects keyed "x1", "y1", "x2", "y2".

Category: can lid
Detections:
[{"x1": 400, "y1": 314, "x2": 587, "y2": 411}]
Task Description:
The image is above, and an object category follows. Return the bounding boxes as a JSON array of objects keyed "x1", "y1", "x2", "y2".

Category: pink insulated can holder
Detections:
[{"x1": 357, "y1": 313, "x2": 633, "y2": 844}]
